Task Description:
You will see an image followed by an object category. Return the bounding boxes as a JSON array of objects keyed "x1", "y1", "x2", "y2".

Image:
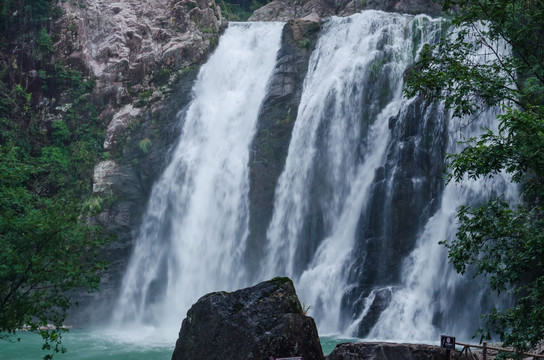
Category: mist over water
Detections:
[{"x1": 109, "y1": 11, "x2": 515, "y2": 347}]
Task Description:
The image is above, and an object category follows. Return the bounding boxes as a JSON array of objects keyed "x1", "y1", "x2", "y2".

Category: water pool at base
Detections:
[
  {"x1": 0, "y1": 330, "x2": 355, "y2": 359},
  {"x1": 0, "y1": 330, "x2": 171, "y2": 360}
]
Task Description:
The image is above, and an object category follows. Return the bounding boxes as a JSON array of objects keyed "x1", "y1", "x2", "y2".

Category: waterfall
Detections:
[
  {"x1": 367, "y1": 109, "x2": 517, "y2": 341},
  {"x1": 367, "y1": 27, "x2": 517, "y2": 342},
  {"x1": 112, "y1": 10, "x2": 516, "y2": 345},
  {"x1": 262, "y1": 11, "x2": 445, "y2": 335},
  {"x1": 258, "y1": 12, "x2": 515, "y2": 341},
  {"x1": 112, "y1": 22, "x2": 284, "y2": 340}
]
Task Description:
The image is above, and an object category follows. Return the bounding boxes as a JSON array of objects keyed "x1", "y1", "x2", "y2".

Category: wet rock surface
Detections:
[
  {"x1": 326, "y1": 342, "x2": 450, "y2": 360},
  {"x1": 172, "y1": 278, "x2": 325, "y2": 360},
  {"x1": 246, "y1": 18, "x2": 321, "y2": 275},
  {"x1": 69, "y1": 65, "x2": 200, "y2": 325}
]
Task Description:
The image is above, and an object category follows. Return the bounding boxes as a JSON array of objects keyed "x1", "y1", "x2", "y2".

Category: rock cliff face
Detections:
[
  {"x1": 54, "y1": 0, "x2": 225, "y2": 324},
  {"x1": 249, "y1": 0, "x2": 442, "y2": 21},
  {"x1": 58, "y1": 0, "x2": 224, "y2": 87},
  {"x1": 172, "y1": 278, "x2": 324, "y2": 360}
]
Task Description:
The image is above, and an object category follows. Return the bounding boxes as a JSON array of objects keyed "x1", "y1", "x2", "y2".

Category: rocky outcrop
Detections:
[
  {"x1": 326, "y1": 342, "x2": 450, "y2": 360},
  {"x1": 57, "y1": 0, "x2": 225, "y2": 91},
  {"x1": 249, "y1": 0, "x2": 442, "y2": 21},
  {"x1": 172, "y1": 278, "x2": 325, "y2": 360},
  {"x1": 246, "y1": 18, "x2": 321, "y2": 275},
  {"x1": 52, "y1": 0, "x2": 225, "y2": 324}
]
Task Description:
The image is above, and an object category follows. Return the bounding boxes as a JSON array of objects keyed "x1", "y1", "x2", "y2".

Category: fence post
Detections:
[{"x1": 483, "y1": 342, "x2": 487, "y2": 360}]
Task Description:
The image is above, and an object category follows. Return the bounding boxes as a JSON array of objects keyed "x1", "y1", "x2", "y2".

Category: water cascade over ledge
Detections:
[
  {"x1": 261, "y1": 11, "x2": 445, "y2": 335},
  {"x1": 112, "y1": 21, "x2": 284, "y2": 340},
  {"x1": 112, "y1": 11, "x2": 517, "y2": 344}
]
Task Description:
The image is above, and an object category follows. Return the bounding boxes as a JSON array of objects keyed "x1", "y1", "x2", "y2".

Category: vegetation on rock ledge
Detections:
[{"x1": 218, "y1": 0, "x2": 274, "y2": 20}]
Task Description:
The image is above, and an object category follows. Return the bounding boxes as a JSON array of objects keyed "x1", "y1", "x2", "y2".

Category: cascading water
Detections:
[
  {"x1": 367, "y1": 28, "x2": 518, "y2": 342},
  {"x1": 112, "y1": 9, "x2": 516, "y2": 346},
  {"x1": 367, "y1": 107, "x2": 517, "y2": 341},
  {"x1": 112, "y1": 21, "x2": 284, "y2": 340},
  {"x1": 261, "y1": 11, "x2": 446, "y2": 335},
  {"x1": 260, "y1": 13, "x2": 517, "y2": 342}
]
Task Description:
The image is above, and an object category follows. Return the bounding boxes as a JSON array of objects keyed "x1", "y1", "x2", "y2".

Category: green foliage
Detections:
[
  {"x1": 406, "y1": 0, "x2": 544, "y2": 353},
  {"x1": 0, "y1": 145, "x2": 108, "y2": 354},
  {"x1": 36, "y1": 28, "x2": 53, "y2": 55},
  {"x1": 0, "y1": 0, "x2": 54, "y2": 33},
  {"x1": 154, "y1": 67, "x2": 172, "y2": 87},
  {"x1": 297, "y1": 38, "x2": 311, "y2": 49},
  {"x1": 218, "y1": 2, "x2": 251, "y2": 21},
  {"x1": 448, "y1": 106, "x2": 544, "y2": 191},
  {"x1": 138, "y1": 138, "x2": 152, "y2": 154},
  {"x1": 217, "y1": 0, "x2": 273, "y2": 21},
  {"x1": 51, "y1": 120, "x2": 71, "y2": 145},
  {"x1": 441, "y1": 198, "x2": 544, "y2": 352},
  {"x1": 0, "y1": 3, "x2": 110, "y2": 357},
  {"x1": 135, "y1": 89, "x2": 153, "y2": 108}
]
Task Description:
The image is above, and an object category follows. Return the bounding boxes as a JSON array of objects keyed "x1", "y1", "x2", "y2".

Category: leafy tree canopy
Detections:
[
  {"x1": 0, "y1": 145, "x2": 107, "y2": 359},
  {"x1": 0, "y1": 1, "x2": 110, "y2": 358},
  {"x1": 406, "y1": 0, "x2": 544, "y2": 354},
  {"x1": 0, "y1": 0, "x2": 56, "y2": 32}
]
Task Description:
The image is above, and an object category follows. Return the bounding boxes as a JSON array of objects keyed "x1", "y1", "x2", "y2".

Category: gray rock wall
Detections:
[{"x1": 249, "y1": 0, "x2": 442, "y2": 21}]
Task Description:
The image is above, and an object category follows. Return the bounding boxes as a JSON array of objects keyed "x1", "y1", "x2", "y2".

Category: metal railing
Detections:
[{"x1": 454, "y1": 341, "x2": 544, "y2": 360}]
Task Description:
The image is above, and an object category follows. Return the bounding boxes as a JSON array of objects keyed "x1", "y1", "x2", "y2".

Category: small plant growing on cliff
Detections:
[
  {"x1": 301, "y1": 303, "x2": 313, "y2": 315},
  {"x1": 136, "y1": 89, "x2": 153, "y2": 108},
  {"x1": 297, "y1": 38, "x2": 311, "y2": 49},
  {"x1": 154, "y1": 67, "x2": 172, "y2": 87},
  {"x1": 138, "y1": 138, "x2": 152, "y2": 154}
]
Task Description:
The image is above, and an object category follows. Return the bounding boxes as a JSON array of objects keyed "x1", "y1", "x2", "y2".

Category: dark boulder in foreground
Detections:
[
  {"x1": 326, "y1": 342, "x2": 450, "y2": 360},
  {"x1": 171, "y1": 277, "x2": 325, "y2": 360}
]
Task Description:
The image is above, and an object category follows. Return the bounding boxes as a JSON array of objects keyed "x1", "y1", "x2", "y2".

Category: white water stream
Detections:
[
  {"x1": 112, "y1": 21, "x2": 284, "y2": 342},
  {"x1": 368, "y1": 28, "x2": 517, "y2": 342},
  {"x1": 262, "y1": 11, "x2": 445, "y2": 335}
]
